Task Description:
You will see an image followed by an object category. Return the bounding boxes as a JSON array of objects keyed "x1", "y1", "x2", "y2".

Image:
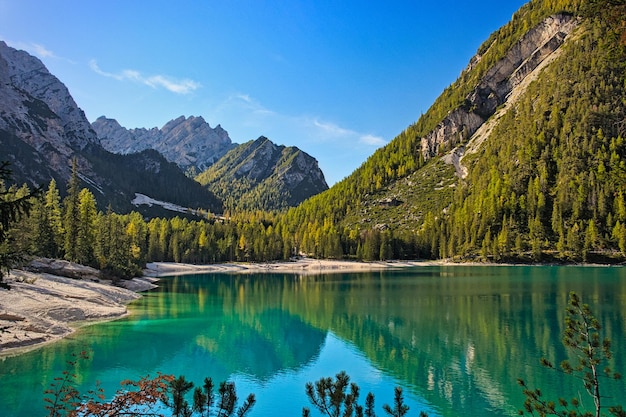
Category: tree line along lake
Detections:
[{"x1": 1, "y1": 265, "x2": 625, "y2": 416}]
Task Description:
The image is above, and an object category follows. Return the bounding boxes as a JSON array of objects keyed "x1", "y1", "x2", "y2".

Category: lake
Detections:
[{"x1": 2, "y1": 265, "x2": 626, "y2": 416}]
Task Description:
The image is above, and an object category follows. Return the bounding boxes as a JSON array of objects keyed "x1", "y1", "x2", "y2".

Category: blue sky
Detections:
[{"x1": 1, "y1": 1, "x2": 527, "y2": 185}]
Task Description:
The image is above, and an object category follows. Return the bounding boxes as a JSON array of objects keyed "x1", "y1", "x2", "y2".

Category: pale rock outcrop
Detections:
[{"x1": 421, "y1": 13, "x2": 578, "y2": 159}]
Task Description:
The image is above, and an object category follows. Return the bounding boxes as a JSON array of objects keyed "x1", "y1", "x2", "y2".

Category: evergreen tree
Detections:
[
  {"x1": 302, "y1": 372, "x2": 424, "y2": 417},
  {"x1": 0, "y1": 162, "x2": 39, "y2": 288},
  {"x1": 63, "y1": 159, "x2": 81, "y2": 263},
  {"x1": 30, "y1": 196, "x2": 55, "y2": 257},
  {"x1": 518, "y1": 292, "x2": 624, "y2": 417},
  {"x1": 76, "y1": 188, "x2": 97, "y2": 266},
  {"x1": 169, "y1": 376, "x2": 194, "y2": 417},
  {"x1": 44, "y1": 179, "x2": 64, "y2": 258}
]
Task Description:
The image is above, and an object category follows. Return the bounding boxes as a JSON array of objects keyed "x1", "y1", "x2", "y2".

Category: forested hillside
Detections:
[
  {"x1": 5, "y1": 0, "x2": 626, "y2": 272},
  {"x1": 196, "y1": 137, "x2": 328, "y2": 212},
  {"x1": 274, "y1": 0, "x2": 626, "y2": 262}
]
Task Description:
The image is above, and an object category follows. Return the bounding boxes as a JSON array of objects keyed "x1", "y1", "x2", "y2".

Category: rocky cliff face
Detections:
[
  {"x1": 93, "y1": 115, "x2": 235, "y2": 173},
  {"x1": 0, "y1": 41, "x2": 221, "y2": 215},
  {"x1": 0, "y1": 41, "x2": 99, "y2": 183},
  {"x1": 196, "y1": 136, "x2": 329, "y2": 210},
  {"x1": 420, "y1": 13, "x2": 578, "y2": 159}
]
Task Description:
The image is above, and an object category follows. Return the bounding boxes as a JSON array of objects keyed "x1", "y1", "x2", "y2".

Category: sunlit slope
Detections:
[
  {"x1": 282, "y1": 0, "x2": 626, "y2": 262},
  {"x1": 196, "y1": 136, "x2": 328, "y2": 212}
]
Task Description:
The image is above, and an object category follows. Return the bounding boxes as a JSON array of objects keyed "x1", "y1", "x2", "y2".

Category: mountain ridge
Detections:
[
  {"x1": 92, "y1": 115, "x2": 235, "y2": 175},
  {"x1": 420, "y1": 13, "x2": 578, "y2": 160},
  {"x1": 0, "y1": 40, "x2": 222, "y2": 215},
  {"x1": 1, "y1": 40, "x2": 329, "y2": 215},
  {"x1": 196, "y1": 136, "x2": 329, "y2": 211},
  {"x1": 94, "y1": 116, "x2": 329, "y2": 210}
]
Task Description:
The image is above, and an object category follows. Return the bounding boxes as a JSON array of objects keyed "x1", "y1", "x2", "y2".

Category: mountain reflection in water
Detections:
[{"x1": 1, "y1": 266, "x2": 625, "y2": 417}]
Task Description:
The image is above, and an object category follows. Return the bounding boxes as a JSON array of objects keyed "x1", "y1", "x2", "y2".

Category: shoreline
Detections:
[
  {"x1": 0, "y1": 266, "x2": 158, "y2": 358},
  {"x1": 142, "y1": 257, "x2": 617, "y2": 277},
  {"x1": 1, "y1": 258, "x2": 421, "y2": 357},
  {"x1": 1, "y1": 258, "x2": 412, "y2": 358},
  {"x1": 2, "y1": 258, "x2": 620, "y2": 357},
  {"x1": 143, "y1": 258, "x2": 450, "y2": 277}
]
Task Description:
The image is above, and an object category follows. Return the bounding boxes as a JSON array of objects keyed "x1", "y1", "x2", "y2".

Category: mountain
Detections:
[
  {"x1": 195, "y1": 136, "x2": 328, "y2": 211},
  {"x1": 93, "y1": 117, "x2": 328, "y2": 210},
  {"x1": 281, "y1": 0, "x2": 626, "y2": 262},
  {"x1": 0, "y1": 41, "x2": 222, "y2": 216},
  {"x1": 92, "y1": 115, "x2": 236, "y2": 175}
]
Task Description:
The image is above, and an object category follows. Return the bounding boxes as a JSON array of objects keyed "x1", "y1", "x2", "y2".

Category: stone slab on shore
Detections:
[{"x1": 0, "y1": 268, "x2": 152, "y2": 357}]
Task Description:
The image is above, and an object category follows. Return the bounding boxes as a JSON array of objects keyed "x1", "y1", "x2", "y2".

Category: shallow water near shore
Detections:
[{"x1": 2, "y1": 265, "x2": 626, "y2": 416}]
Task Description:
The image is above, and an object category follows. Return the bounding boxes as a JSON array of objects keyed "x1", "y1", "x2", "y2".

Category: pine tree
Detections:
[
  {"x1": 518, "y1": 292, "x2": 624, "y2": 417},
  {"x1": 63, "y1": 159, "x2": 81, "y2": 263},
  {"x1": 30, "y1": 196, "x2": 55, "y2": 257},
  {"x1": 76, "y1": 188, "x2": 98, "y2": 266},
  {"x1": 44, "y1": 179, "x2": 64, "y2": 258},
  {"x1": 0, "y1": 162, "x2": 39, "y2": 287}
]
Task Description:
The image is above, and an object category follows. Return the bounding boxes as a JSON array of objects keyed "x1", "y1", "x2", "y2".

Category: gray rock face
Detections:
[
  {"x1": 93, "y1": 115, "x2": 235, "y2": 173},
  {"x1": 0, "y1": 41, "x2": 99, "y2": 181},
  {"x1": 420, "y1": 13, "x2": 578, "y2": 159},
  {"x1": 234, "y1": 137, "x2": 282, "y2": 180},
  {"x1": 0, "y1": 42, "x2": 98, "y2": 151},
  {"x1": 278, "y1": 147, "x2": 328, "y2": 193}
]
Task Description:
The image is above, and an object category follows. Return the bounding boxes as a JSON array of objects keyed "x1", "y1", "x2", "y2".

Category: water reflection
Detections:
[{"x1": 1, "y1": 266, "x2": 625, "y2": 417}]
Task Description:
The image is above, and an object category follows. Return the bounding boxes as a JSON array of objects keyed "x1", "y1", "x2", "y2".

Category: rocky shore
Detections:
[{"x1": 0, "y1": 259, "x2": 157, "y2": 357}]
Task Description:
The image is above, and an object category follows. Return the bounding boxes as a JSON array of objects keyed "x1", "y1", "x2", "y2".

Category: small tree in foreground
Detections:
[
  {"x1": 45, "y1": 351, "x2": 255, "y2": 417},
  {"x1": 302, "y1": 371, "x2": 427, "y2": 417},
  {"x1": 518, "y1": 292, "x2": 624, "y2": 417}
]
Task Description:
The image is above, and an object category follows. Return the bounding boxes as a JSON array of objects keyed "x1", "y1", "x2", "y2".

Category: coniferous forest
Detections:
[
  {"x1": 3, "y1": 2, "x2": 626, "y2": 416},
  {"x1": 2, "y1": 0, "x2": 626, "y2": 281}
]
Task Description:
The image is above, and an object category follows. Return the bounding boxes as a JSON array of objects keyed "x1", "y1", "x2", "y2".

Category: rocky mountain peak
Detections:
[
  {"x1": 196, "y1": 136, "x2": 328, "y2": 211},
  {"x1": 93, "y1": 114, "x2": 235, "y2": 173},
  {"x1": 0, "y1": 41, "x2": 222, "y2": 215},
  {"x1": 0, "y1": 41, "x2": 98, "y2": 152}
]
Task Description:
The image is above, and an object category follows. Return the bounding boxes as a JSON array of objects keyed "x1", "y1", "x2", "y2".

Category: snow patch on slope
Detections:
[{"x1": 132, "y1": 193, "x2": 199, "y2": 215}]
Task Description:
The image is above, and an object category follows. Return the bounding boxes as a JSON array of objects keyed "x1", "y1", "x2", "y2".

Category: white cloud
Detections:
[
  {"x1": 30, "y1": 43, "x2": 55, "y2": 58},
  {"x1": 311, "y1": 119, "x2": 354, "y2": 138},
  {"x1": 307, "y1": 119, "x2": 387, "y2": 148},
  {"x1": 207, "y1": 93, "x2": 387, "y2": 185},
  {"x1": 89, "y1": 60, "x2": 200, "y2": 94},
  {"x1": 232, "y1": 94, "x2": 275, "y2": 116},
  {"x1": 210, "y1": 93, "x2": 387, "y2": 152},
  {"x1": 360, "y1": 134, "x2": 386, "y2": 146}
]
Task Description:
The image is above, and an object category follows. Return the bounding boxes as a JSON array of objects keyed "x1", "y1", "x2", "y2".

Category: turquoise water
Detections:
[{"x1": 2, "y1": 265, "x2": 626, "y2": 416}]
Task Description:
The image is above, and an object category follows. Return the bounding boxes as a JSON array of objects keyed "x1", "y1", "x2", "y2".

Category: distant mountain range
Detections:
[
  {"x1": 92, "y1": 115, "x2": 328, "y2": 211},
  {"x1": 0, "y1": 41, "x2": 328, "y2": 215},
  {"x1": 92, "y1": 115, "x2": 235, "y2": 175}
]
